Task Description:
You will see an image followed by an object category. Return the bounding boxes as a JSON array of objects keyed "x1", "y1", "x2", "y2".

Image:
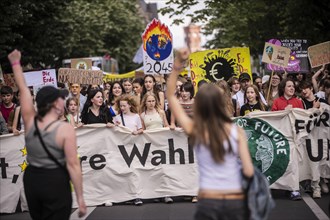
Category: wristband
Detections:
[{"x1": 11, "y1": 61, "x2": 21, "y2": 67}]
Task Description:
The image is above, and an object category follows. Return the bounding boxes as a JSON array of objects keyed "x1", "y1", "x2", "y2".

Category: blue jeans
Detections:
[{"x1": 194, "y1": 198, "x2": 248, "y2": 220}]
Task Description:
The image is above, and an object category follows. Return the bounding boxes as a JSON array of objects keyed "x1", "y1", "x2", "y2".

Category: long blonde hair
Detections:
[
  {"x1": 191, "y1": 84, "x2": 233, "y2": 163},
  {"x1": 140, "y1": 92, "x2": 161, "y2": 113}
]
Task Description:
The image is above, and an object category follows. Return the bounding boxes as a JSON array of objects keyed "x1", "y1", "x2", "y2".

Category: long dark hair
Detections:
[
  {"x1": 141, "y1": 75, "x2": 161, "y2": 102},
  {"x1": 107, "y1": 81, "x2": 124, "y2": 106},
  {"x1": 81, "y1": 89, "x2": 110, "y2": 124},
  {"x1": 191, "y1": 84, "x2": 233, "y2": 163}
]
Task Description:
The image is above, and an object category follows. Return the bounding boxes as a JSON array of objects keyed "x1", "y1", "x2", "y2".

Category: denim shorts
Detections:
[{"x1": 194, "y1": 198, "x2": 248, "y2": 220}]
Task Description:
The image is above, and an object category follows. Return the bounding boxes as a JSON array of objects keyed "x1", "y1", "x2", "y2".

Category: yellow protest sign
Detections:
[
  {"x1": 189, "y1": 47, "x2": 251, "y2": 89},
  {"x1": 103, "y1": 70, "x2": 136, "y2": 82}
]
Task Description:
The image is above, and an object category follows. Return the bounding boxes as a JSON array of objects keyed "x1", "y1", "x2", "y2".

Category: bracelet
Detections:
[{"x1": 11, "y1": 61, "x2": 21, "y2": 67}]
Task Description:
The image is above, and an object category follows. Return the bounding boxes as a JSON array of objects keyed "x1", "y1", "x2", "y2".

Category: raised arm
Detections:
[
  {"x1": 312, "y1": 65, "x2": 325, "y2": 93},
  {"x1": 166, "y1": 49, "x2": 193, "y2": 135},
  {"x1": 8, "y1": 50, "x2": 35, "y2": 132}
]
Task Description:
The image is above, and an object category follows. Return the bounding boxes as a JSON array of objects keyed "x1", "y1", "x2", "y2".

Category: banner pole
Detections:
[{"x1": 266, "y1": 70, "x2": 274, "y2": 103}]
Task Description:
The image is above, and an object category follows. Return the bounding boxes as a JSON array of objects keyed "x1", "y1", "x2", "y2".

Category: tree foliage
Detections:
[
  {"x1": 0, "y1": 0, "x2": 145, "y2": 73},
  {"x1": 160, "y1": 0, "x2": 330, "y2": 57}
]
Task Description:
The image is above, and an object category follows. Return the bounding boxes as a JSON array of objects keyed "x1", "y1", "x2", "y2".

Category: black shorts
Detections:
[{"x1": 23, "y1": 165, "x2": 72, "y2": 220}]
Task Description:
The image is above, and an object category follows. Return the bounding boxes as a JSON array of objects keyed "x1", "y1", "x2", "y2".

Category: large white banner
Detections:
[
  {"x1": 234, "y1": 104, "x2": 330, "y2": 191},
  {"x1": 0, "y1": 107, "x2": 329, "y2": 213},
  {"x1": 73, "y1": 126, "x2": 198, "y2": 207}
]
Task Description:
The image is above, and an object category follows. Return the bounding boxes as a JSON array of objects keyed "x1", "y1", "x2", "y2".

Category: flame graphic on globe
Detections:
[{"x1": 142, "y1": 19, "x2": 173, "y2": 61}]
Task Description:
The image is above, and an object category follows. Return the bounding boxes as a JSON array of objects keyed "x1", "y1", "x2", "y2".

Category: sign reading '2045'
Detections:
[{"x1": 142, "y1": 19, "x2": 174, "y2": 75}]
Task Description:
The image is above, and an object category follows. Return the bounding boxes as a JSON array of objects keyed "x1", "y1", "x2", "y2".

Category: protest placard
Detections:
[
  {"x1": 262, "y1": 42, "x2": 291, "y2": 67},
  {"x1": 142, "y1": 19, "x2": 174, "y2": 75},
  {"x1": 2, "y1": 73, "x2": 18, "y2": 92},
  {"x1": 189, "y1": 47, "x2": 251, "y2": 89},
  {"x1": 24, "y1": 69, "x2": 57, "y2": 87},
  {"x1": 265, "y1": 39, "x2": 309, "y2": 73},
  {"x1": 71, "y1": 58, "x2": 92, "y2": 70},
  {"x1": 308, "y1": 41, "x2": 330, "y2": 68},
  {"x1": 58, "y1": 68, "x2": 103, "y2": 85}
]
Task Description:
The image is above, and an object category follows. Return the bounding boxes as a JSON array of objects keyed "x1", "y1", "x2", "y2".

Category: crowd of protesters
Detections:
[{"x1": 1, "y1": 54, "x2": 329, "y2": 207}]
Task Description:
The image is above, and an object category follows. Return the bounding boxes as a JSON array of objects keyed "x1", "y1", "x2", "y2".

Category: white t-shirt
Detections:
[
  {"x1": 114, "y1": 113, "x2": 142, "y2": 132},
  {"x1": 315, "y1": 91, "x2": 325, "y2": 99},
  {"x1": 233, "y1": 90, "x2": 267, "y2": 108}
]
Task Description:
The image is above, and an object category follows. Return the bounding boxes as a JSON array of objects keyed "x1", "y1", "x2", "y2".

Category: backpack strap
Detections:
[
  {"x1": 34, "y1": 117, "x2": 67, "y2": 172},
  {"x1": 120, "y1": 113, "x2": 126, "y2": 126}
]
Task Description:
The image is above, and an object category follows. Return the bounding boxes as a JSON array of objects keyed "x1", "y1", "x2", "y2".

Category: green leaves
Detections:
[
  {"x1": 1, "y1": 0, "x2": 145, "y2": 73},
  {"x1": 160, "y1": 0, "x2": 329, "y2": 58}
]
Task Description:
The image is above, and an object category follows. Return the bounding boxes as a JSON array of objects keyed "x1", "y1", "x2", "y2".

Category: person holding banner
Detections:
[
  {"x1": 107, "y1": 81, "x2": 124, "y2": 117},
  {"x1": 81, "y1": 88, "x2": 114, "y2": 125},
  {"x1": 8, "y1": 49, "x2": 86, "y2": 219},
  {"x1": 114, "y1": 94, "x2": 143, "y2": 135},
  {"x1": 299, "y1": 80, "x2": 328, "y2": 198},
  {"x1": 140, "y1": 92, "x2": 169, "y2": 130},
  {"x1": 271, "y1": 78, "x2": 303, "y2": 200},
  {"x1": 271, "y1": 78, "x2": 303, "y2": 112},
  {"x1": 167, "y1": 49, "x2": 254, "y2": 220},
  {"x1": 65, "y1": 97, "x2": 82, "y2": 127},
  {"x1": 240, "y1": 85, "x2": 266, "y2": 116},
  {"x1": 113, "y1": 94, "x2": 143, "y2": 206}
]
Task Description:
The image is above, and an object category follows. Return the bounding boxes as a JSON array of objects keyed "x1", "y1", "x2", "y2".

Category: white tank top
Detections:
[
  {"x1": 143, "y1": 112, "x2": 163, "y2": 130},
  {"x1": 195, "y1": 125, "x2": 242, "y2": 191}
]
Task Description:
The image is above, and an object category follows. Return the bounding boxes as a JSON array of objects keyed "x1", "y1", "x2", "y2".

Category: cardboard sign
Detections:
[
  {"x1": 142, "y1": 19, "x2": 174, "y2": 75},
  {"x1": 71, "y1": 58, "x2": 92, "y2": 70},
  {"x1": 308, "y1": 41, "x2": 330, "y2": 68},
  {"x1": 3, "y1": 73, "x2": 18, "y2": 92},
  {"x1": 58, "y1": 68, "x2": 103, "y2": 85},
  {"x1": 262, "y1": 42, "x2": 291, "y2": 67}
]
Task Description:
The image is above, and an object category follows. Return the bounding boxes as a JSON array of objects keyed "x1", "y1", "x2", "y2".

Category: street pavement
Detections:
[{"x1": 1, "y1": 188, "x2": 329, "y2": 220}]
